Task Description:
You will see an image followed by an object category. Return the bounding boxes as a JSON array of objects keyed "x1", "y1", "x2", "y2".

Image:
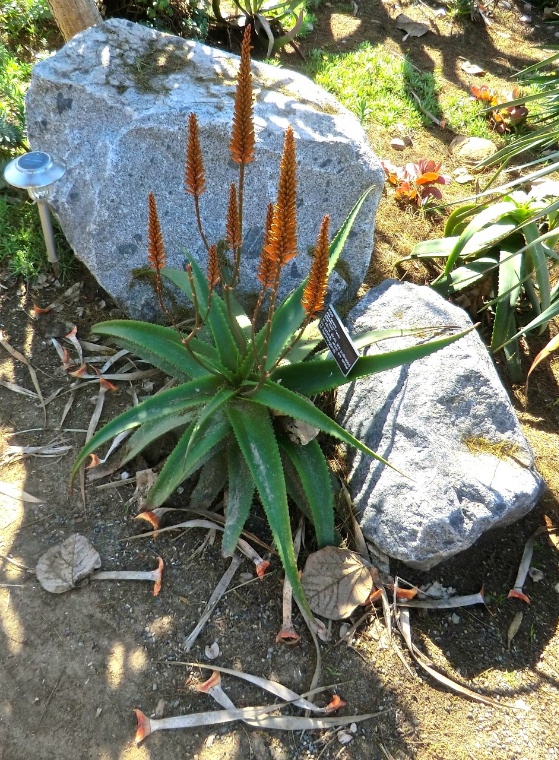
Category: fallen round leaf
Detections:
[
  {"x1": 461, "y1": 61, "x2": 486, "y2": 76},
  {"x1": 205, "y1": 641, "x2": 220, "y2": 660},
  {"x1": 301, "y1": 546, "x2": 373, "y2": 620},
  {"x1": 36, "y1": 533, "x2": 101, "y2": 594}
]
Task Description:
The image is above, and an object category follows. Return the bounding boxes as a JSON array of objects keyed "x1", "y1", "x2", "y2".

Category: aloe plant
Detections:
[
  {"x1": 405, "y1": 189, "x2": 559, "y2": 381},
  {"x1": 72, "y1": 27, "x2": 472, "y2": 614},
  {"x1": 211, "y1": 0, "x2": 305, "y2": 57}
]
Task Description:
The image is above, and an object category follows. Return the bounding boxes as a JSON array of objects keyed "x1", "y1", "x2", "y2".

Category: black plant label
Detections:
[{"x1": 318, "y1": 305, "x2": 359, "y2": 376}]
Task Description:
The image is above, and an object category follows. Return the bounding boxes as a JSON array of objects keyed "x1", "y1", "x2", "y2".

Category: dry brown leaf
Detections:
[
  {"x1": 301, "y1": 546, "x2": 373, "y2": 620},
  {"x1": 35, "y1": 533, "x2": 101, "y2": 594},
  {"x1": 0, "y1": 481, "x2": 42, "y2": 503},
  {"x1": 395, "y1": 13, "x2": 429, "y2": 39},
  {"x1": 526, "y1": 333, "x2": 559, "y2": 400},
  {"x1": 461, "y1": 61, "x2": 486, "y2": 75},
  {"x1": 507, "y1": 611, "x2": 523, "y2": 650}
]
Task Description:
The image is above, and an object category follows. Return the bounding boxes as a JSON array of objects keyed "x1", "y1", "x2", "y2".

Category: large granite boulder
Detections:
[
  {"x1": 26, "y1": 19, "x2": 384, "y2": 319},
  {"x1": 336, "y1": 281, "x2": 544, "y2": 570}
]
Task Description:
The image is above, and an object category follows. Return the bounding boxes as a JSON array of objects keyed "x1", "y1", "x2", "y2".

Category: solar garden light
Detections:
[{"x1": 4, "y1": 151, "x2": 67, "y2": 277}]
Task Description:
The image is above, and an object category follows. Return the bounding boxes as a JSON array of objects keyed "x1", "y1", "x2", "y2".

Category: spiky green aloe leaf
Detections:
[
  {"x1": 491, "y1": 245, "x2": 524, "y2": 382},
  {"x1": 444, "y1": 203, "x2": 481, "y2": 237},
  {"x1": 279, "y1": 436, "x2": 335, "y2": 548},
  {"x1": 162, "y1": 264, "x2": 241, "y2": 372},
  {"x1": 264, "y1": 186, "x2": 376, "y2": 369},
  {"x1": 250, "y1": 381, "x2": 395, "y2": 471},
  {"x1": 438, "y1": 202, "x2": 518, "y2": 279},
  {"x1": 431, "y1": 257, "x2": 498, "y2": 297},
  {"x1": 71, "y1": 375, "x2": 221, "y2": 483},
  {"x1": 523, "y1": 222, "x2": 551, "y2": 326},
  {"x1": 226, "y1": 400, "x2": 310, "y2": 614},
  {"x1": 314, "y1": 325, "x2": 467, "y2": 359},
  {"x1": 116, "y1": 409, "x2": 196, "y2": 469},
  {"x1": 272, "y1": 325, "x2": 476, "y2": 395},
  {"x1": 222, "y1": 442, "x2": 255, "y2": 557},
  {"x1": 91, "y1": 321, "x2": 210, "y2": 380},
  {"x1": 146, "y1": 414, "x2": 232, "y2": 507},
  {"x1": 190, "y1": 451, "x2": 228, "y2": 507},
  {"x1": 183, "y1": 386, "x2": 237, "y2": 463}
]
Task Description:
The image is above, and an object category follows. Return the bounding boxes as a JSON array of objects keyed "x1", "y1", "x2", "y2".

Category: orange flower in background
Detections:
[
  {"x1": 265, "y1": 126, "x2": 298, "y2": 266},
  {"x1": 257, "y1": 202, "x2": 277, "y2": 289},
  {"x1": 147, "y1": 192, "x2": 166, "y2": 271},
  {"x1": 381, "y1": 159, "x2": 450, "y2": 207},
  {"x1": 302, "y1": 215, "x2": 330, "y2": 317},
  {"x1": 229, "y1": 25, "x2": 255, "y2": 166},
  {"x1": 226, "y1": 183, "x2": 241, "y2": 250},
  {"x1": 184, "y1": 113, "x2": 206, "y2": 198},
  {"x1": 471, "y1": 84, "x2": 499, "y2": 107},
  {"x1": 207, "y1": 244, "x2": 220, "y2": 289}
]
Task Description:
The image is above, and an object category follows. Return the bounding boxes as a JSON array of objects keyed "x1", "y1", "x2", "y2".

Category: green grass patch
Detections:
[
  {"x1": 0, "y1": 43, "x2": 33, "y2": 158},
  {"x1": 305, "y1": 42, "x2": 496, "y2": 139},
  {"x1": 0, "y1": 194, "x2": 75, "y2": 280}
]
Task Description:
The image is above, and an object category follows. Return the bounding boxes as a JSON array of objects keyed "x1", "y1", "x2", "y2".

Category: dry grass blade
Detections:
[
  {"x1": 69, "y1": 368, "x2": 159, "y2": 381},
  {"x1": 508, "y1": 526, "x2": 547, "y2": 603},
  {"x1": 183, "y1": 554, "x2": 241, "y2": 652},
  {"x1": 277, "y1": 519, "x2": 303, "y2": 643},
  {"x1": 399, "y1": 589, "x2": 486, "y2": 608},
  {"x1": 0, "y1": 380, "x2": 39, "y2": 398},
  {"x1": 507, "y1": 611, "x2": 523, "y2": 649},
  {"x1": 173, "y1": 662, "x2": 330, "y2": 713},
  {"x1": 58, "y1": 390, "x2": 76, "y2": 429},
  {"x1": 0, "y1": 482, "x2": 42, "y2": 503},
  {"x1": 64, "y1": 327, "x2": 83, "y2": 366},
  {"x1": 0, "y1": 443, "x2": 72, "y2": 467},
  {"x1": 525, "y1": 333, "x2": 559, "y2": 403},
  {"x1": 125, "y1": 515, "x2": 274, "y2": 557},
  {"x1": 136, "y1": 697, "x2": 383, "y2": 744},
  {"x1": 397, "y1": 608, "x2": 515, "y2": 709},
  {"x1": 339, "y1": 480, "x2": 369, "y2": 561},
  {"x1": 100, "y1": 348, "x2": 129, "y2": 373},
  {"x1": 380, "y1": 586, "x2": 392, "y2": 640},
  {"x1": 0, "y1": 331, "x2": 45, "y2": 423}
]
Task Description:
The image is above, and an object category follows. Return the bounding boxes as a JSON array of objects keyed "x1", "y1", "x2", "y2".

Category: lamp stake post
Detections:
[{"x1": 4, "y1": 151, "x2": 67, "y2": 278}]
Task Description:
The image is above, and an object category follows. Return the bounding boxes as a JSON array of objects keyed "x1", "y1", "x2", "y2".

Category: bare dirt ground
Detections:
[{"x1": 1, "y1": 2, "x2": 559, "y2": 759}]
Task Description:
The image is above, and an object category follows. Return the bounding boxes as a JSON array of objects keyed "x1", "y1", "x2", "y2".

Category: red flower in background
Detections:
[{"x1": 381, "y1": 159, "x2": 451, "y2": 207}]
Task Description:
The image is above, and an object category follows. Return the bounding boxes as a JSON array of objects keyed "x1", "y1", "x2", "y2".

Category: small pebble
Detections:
[
  {"x1": 519, "y1": 14, "x2": 531, "y2": 22},
  {"x1": 451, "y1": 613, "x2": 460, "y2": 624},
  {"x1": 390, "y1": 138, "x2": 407, "y2": 151}
]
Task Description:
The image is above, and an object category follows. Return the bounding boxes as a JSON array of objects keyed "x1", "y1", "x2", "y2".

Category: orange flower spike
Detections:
[
  {"x1": 302, "y1": 214, "x2": 330, "y2": 316},
  {"x1": 265, "y1": 126, "x2": 298, "y2": 266},
  {"x1": 257, "y1": 202, "x2": 277, "y2": 289},
  {"x1": 147, "y1": 192, "x2": 167, "y2": 271},
  {"x1": 185, "y1": 112, "x2": 206, "y2": 197},
  {"x1": 229, "y1": 25, "x2": 255, "y2": 166},
  {"x1": 226, "y1": 183, "x2": 241, "y2": 250},
  {"x1": 207, "y1": 244, "x2": 220, "y2": 289}
]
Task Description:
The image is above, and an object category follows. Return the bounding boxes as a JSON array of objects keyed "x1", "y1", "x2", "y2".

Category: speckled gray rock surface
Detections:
[
  {"x1": 25, "y1": 18, "x2": 384, "y2": 318},
  {"x1": 336, "y1": 281, "x2": 544, "y2": 570}
]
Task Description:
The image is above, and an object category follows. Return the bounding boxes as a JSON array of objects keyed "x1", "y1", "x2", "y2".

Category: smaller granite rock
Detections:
[
  {"x1": 335, "y1": 281, "x2": 544, "y2": 570},
  {"x1": 450, "y1": 136, "x2": 497, "y2": 164}
]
